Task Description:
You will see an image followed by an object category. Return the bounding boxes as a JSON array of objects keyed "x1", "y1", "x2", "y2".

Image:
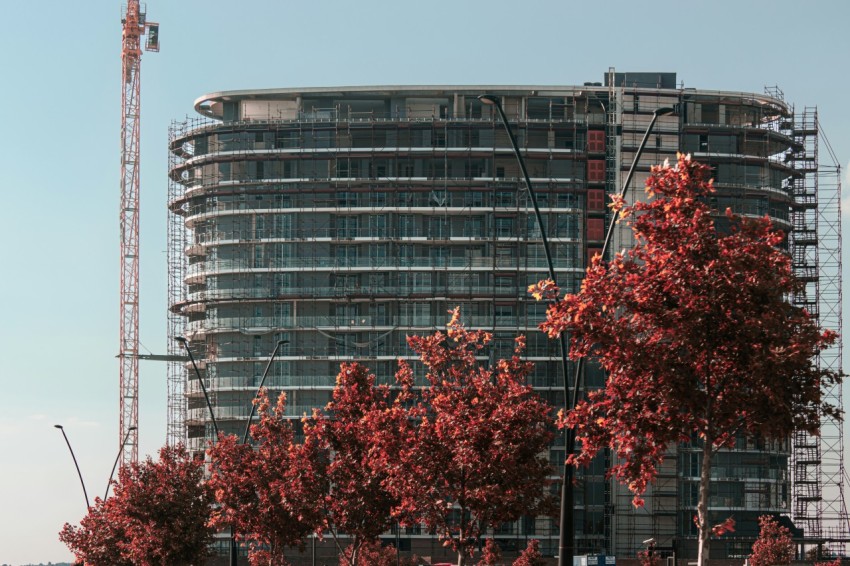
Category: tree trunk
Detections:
[
  {"x1": 457, "y1": 510, "x2": 466, "y2": 566},
  {"x1": 458, "y1": 477, "x2": 467, "y2": 566},
  {"x1": 696, "y1": 440, "x2": 714, "y2": 566}
]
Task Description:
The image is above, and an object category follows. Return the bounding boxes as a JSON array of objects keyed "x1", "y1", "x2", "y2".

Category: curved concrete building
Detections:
[{"x1": 167, "y1": 72, "x2": 841, "y2": 561}]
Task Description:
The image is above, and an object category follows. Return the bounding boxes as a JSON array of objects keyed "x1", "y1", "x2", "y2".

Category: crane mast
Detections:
[{"x1": 119, "y1": 1, "x2": 158, "y2": 465}]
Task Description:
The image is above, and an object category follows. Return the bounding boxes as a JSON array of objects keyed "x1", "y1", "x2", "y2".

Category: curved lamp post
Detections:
[
  {"x1": 175, "y1": 335, "x2": 232, "y2": 564},
  {"x1": 175, "y1": 336, "x2": 219, "y2": 438},
  {"x1": 478, "y1": 92, "x2": 576, "y2": 563},
  {"x1": 176, "y1": 335, "x2": 289, "y2": 566},
  {"x1": 54, "y1": 424, "x2": 90, "y2": 510},
  {"x1": 104, "y1": 425, "x2": 137, "y2": 500},
  {"x1": 236, "y1": 338, "x2": 289, "y2": 566},
  {"x1": 241, "y1": 339, "x2": 289, "y2": 444},
  {"x1": 479, "y1": 94, "x2": 674, "y2": 566}
]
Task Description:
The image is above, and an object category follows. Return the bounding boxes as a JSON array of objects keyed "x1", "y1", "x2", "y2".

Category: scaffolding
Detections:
[
  {"x1": 789, "y1": 106, "x2": 848, "y2": 553},
  {"x1": 814, "y1": 120, "x2": 846, "y2": 551},
  {"x1": 166, "y1": 121, "x2": 189, "y2": 447}
]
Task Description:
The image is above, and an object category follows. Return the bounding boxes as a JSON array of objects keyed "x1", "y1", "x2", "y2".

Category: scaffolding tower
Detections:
[
  {"x1": 166, "y1": 121, "x2": 189, "y2": 446},
  {"x1": 789, "y1": 105, "x2": 848, "y2": 553}
]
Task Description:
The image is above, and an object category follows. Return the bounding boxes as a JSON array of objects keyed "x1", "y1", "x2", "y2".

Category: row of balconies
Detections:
[
  {"x1": 170, "y1": 109, "x2": 793, "y2": 160},
  {"x1": 186, "y1": 134, "x2": 592, "y2": 157},
  {"x1": 183, "y1": 371, "x2": 564, "y2": 396},
  {"x1": 170, "y1": 113, "x2": 609, "y2": 156},
  {"x1": 181, "y1": 282, "x2": 576, "y2": 304},
  {"x1": 181, "y1": 188, "x2": 585, "y2": 218},
  {"x1": 183, "y1": 314, "x2": 537, "y2": 333},
  {"x1": 188, "y1": 226, "x2": 581, "y2": 246},
  {"x1": 181, "y1": 346, "x2": 564, "y2": 367},
  {"x1": 185, "y1": 255, "x2": 581, "y2": 277}
]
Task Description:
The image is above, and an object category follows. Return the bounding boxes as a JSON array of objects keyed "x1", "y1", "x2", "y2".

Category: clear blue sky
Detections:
[{"x1": 0, "y1": 1, "x2": 848, "y2": 563}]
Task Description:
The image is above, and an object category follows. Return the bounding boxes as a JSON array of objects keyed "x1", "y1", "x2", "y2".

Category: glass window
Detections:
[
  {"x1": 253, "y1": 245, "x2": 265, "y2": 268},
  {"x1": 254, "y1": 216, "x2": 266, "y2": 239},
  {"x1": 272, "y1": 214, "x2": 292, "y2": 238},
  {"x1": 400, "y1": 301, "x2": 431, "y2": 324},
  {"x1": 464, "y1": 216, "x2": 484, "y2": 237},
  {"x1": 429, "y1": 216, "x2": 448, "y2": 238},
  {"x1": 496, "y1": 191, "x2": 515, "y2": 207},
  {"x1": 337, "y1": 191, "x2": 357, "y2": 206},
  {"x1": 398, "y1": 244, "x2": 414, "y2": 266},
  {"x1": 526, "y1": 216, "x2": 542, "y2": 238},
  {"x1": 335, "y1": 245, "x2": 359, "y2": 266},
  {"x1": 398, "y1": 214, "x2": 416, "y2": 237},
  {"x1": 368, "y1": 214, "x2": 387, "y2": 237},
  {"x1": 555, "y1": 214, "x2": 578, "y2": 238},
  {"x1": 526, "y1": 98, "x2": 551, "y2": 120},
  {"x1": 369, "y1": 244, "x2": 388, "y2": 266},
  {"x1": 337, "y1": 216, "x2": 358, "y2": 238},
  {"x1": 495, "y1": 274, "x2": 516, "y2": 289},
  {"x1": 496, "y1": 245, "x2": 516, "y2": 268},
  {"x1": 272, "y1": 303, "x2": 291, "y2": 325},
  {"x1": 495, "y1": 304, "x2": 516, "y2": 326},
  {"x1": 464, "y1": 191, "x2": 485, "y2": 207},
  {"x1": 495, "y1": 217, "x2": 514, "y2": 237},
  {"x1": 271, "y1": 273, "x2": 291, "y2": 294},
  {"x1": 448, "y1": 273, "x2": 471, "y2": 290}
]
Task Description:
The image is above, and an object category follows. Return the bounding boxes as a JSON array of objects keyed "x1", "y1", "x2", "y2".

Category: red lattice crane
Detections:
[{"x1": 119, "y1": 1, "x2": 158, "y2": 465}]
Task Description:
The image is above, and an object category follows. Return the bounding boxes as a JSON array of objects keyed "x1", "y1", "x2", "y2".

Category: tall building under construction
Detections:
[{"x1": 167, "y1": 70, "x2": 845, "y2": 560}]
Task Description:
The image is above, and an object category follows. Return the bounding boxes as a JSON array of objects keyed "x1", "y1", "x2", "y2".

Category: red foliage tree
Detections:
[
  {"x1": 381, "y1": 309, "x2": 555, "y2": 566},
  {"x1": 305, "y1": 362, "x2": 409, "y2": 566},
  {"x1": 638, "y1": 546, "x2": 660, "y2": 566},
  {"x1": 342, "y1": 539, "x2": 421, "y2": 566},
  {"x1": 207, "y1": 391, "x2": 326, "y2": 566},
  {"x1": 750, "y1": 515, "x2": 793, "y2": 566},
  {"x1": 59, "y1": 496, "x2": 133, "y2": 566},
  {"x1": 59, "y1": 444, "x2": 214, "y2": 566},
  {"x1": 533, "y1": 154, "x2": 840, "y2": 566},
  {"x1": 477, "y1": 538, "x2": 503, "y2": 566},
  {"x1": 512, "y1": 539, "x2": 546, "y2": 566},
  {"x1": 342, "y1": 539, "x2": 422, "y2": 566}
]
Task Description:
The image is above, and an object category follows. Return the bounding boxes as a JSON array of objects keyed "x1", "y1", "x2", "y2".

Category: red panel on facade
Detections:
[
  {"x1": 587, "y1": 218, "x2": 605, "y2": 241},
  {"x1": 587, "y1": 189, "x2": 606, "y2": 212},
  {"x1": 587, "y1": 130, "x2": 606, "y2": 153},
  {"x1": 587, "y1": 159, "x2": 605, "y2": 183}
]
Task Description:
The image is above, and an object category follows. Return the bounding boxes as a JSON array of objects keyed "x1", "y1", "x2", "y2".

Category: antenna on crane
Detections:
[{"x1": 119, "y1": 1, "x2": 158, "y2": 466}]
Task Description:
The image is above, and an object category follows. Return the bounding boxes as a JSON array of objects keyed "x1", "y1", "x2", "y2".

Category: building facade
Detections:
[{"x1": 167, "y1": 71, "x2": 844, "y2": 560}]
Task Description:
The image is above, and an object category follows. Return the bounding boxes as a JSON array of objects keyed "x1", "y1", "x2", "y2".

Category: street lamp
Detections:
[
  {"x1": 104, "y1": 425, "x2": 137, "y2": 500},
  {"x1": 54, "y1": 424, "x2": 90, "y2": 510},
  {"x1": 237, "y1": 338, "x2": 289, "y2": 566},
  {"x1": 479, "y1": 94, "x2": 674, "y2": 566},
  {"x1": 176, "y1": 336, "x2": 290, "y2": 566},
  {"x1": 175, "y1": 336, "x2": 219, "y2": 438},
  {"x1": 600, "y1": 106, "x2": 676, "y2": 255},
  {"x1": 479, "y1": 93, "x2": 576, "y2": 563},
  {"x1": 241, "y1": 339, "x2": 290, "y2": 444},
  {"x1": 174, "y1": 335, "x2": 237, "y2": 563},
  {"x1": 175, "y1": 335, "x2": 237, "y2": 563}
]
